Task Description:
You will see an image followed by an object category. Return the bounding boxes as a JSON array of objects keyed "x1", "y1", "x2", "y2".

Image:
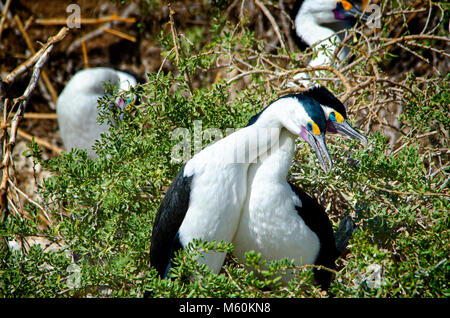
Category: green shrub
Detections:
[{"x1": 1, "y1": 0, "x2": 448, "y2": 298}]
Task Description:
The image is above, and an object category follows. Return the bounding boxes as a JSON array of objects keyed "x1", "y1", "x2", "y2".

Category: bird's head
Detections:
[
  {"x1": 273, "y1": 94, "x2": 333, "y2": 172},
  {"x1": 295, "y1": 0, "x2": 367, "y2": 24},
  {"x1": 333, "y1": 0, "x2": 368, "y2": 22},
  {"x1": 304, "y1": 85, "x2": 367, "y2": 144}
]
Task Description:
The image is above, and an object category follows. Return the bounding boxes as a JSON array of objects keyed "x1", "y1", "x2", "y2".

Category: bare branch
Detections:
[
  {"x1": 0, "y1": 27, "x2": 68, "y2": 221},
  {"x1": 254, "y1": 0, "x2": 287, "y2": 52}
]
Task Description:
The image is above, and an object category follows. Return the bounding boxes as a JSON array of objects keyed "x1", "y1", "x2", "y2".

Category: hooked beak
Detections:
[
  {"x1": 333, "y1": 120, "x2": 368, "y2": 144},
  {"x1": 307, "y1": 132, "x2": 333, "y2": 173}
]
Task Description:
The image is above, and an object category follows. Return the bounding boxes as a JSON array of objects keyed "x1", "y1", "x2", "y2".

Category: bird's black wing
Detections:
[
  {"x1": 334, "y1": 215, "x2": 355, "y2": 256},
  {"x1": 150, "y1": 164, "x2": 193, "y2": 277},
  {"x1": 288, "y1": 181, "x2": 338, "y2": 290}
]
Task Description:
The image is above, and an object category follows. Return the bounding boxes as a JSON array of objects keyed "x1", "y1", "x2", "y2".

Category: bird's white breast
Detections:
[
  {"x1": 235, "y1": 180, "x2": 320, "y2": 261},
  {"x1": 232, "y1": 131, "x2": 321, "y2": 282},
  {"x1": 179, "y1": 161, "x2": 248, "y2": 273},
  {"x1": 179, "y1": 127, "x2": 260, "y2": 274},
  {"x1": 56, "y1": 68, "x2": 136, "y2": 158},
  {"x1": 57, "y1": 87, "x2": 109, "y2": 158}
]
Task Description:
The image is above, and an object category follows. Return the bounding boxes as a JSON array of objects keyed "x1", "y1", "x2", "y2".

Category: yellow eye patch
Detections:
[
  {"x1": 338, "y1": 0, "x2": 353, "y2": 10},
  {"x1": 307, "y1": 121, "x2": 321, "y2": 135},
  {"x1": 335, "y1": 112, "x2": 344, "y2": 123}
]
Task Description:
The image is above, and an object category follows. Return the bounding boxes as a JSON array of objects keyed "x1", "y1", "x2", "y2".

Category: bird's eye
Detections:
[
  {"x1": 329, "y1": 112, "x2": 337, "y2": 121},
  {"x1": 306, "y1": 121, "x2": 321, "y2": 135}
]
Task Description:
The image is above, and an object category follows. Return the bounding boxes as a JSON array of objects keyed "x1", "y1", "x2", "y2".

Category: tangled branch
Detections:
[{"x1": 0, "y1": 27, "x2": 68, "y2": 222}]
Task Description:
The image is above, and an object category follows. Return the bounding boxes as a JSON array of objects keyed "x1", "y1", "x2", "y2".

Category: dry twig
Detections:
[
  {"x1": 254, "y1": 0, "x2": 287, "y2": 52},
  {"x1": 17, "y1": 129, "x2": 63, "y2": 155},
  {"x1": 0, "y1": 0, "x2": 12, "y2": 42},
  {"x1": 34, "y1": 14, "x2": 136, "y2": 26},
  {"x1": 98, "y1": 26, "x2": 136, "y2": 42},
  {"x1": 13, "y1": 15, "x2": 59, "y2": 106},
  {"x1": 0, "y1": 27, "x2": 68, "y2": 221}
]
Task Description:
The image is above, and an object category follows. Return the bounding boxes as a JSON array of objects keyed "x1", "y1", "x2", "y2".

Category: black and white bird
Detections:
[
  {"x1": 150, "y1": 93, "x2": 333, "y2": 278},
  {"x1": 56, "y1": 67, "x2": 137, "y2": 158},
  {"x1": 290, "y1": 0, "x2": 367, "y2": 86},
  {"x1": 232, "y1": 85, "x2": 367, "y2": 289}
]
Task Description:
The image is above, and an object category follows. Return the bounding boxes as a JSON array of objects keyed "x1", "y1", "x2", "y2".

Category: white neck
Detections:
[
  {"x1": 298, "y1": 15, "x2": 339, "y2": 66},
  {"x1": 296, "y1": 13, "x2": 338, "y2": 47},
  {"x1": 185, "y1": 107, "x2": 288, "y2": 177},
  {"x1": 248, "y1": 128, "x2": 297, "y2": 184},
  {"x1": 295, "y1": 4, "x2": 358, "y2": 67},
  {"x1": 205, "y1": 125, "x2": 282, "y2": 165}
]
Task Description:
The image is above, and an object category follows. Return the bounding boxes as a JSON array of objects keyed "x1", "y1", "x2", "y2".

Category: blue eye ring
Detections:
[
  {"x1": 329, "y1": 112, "x2": 336, "y2": 121},
  {"x1": 306, "y1": 122, "x2": 313, "y2": 131}
]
